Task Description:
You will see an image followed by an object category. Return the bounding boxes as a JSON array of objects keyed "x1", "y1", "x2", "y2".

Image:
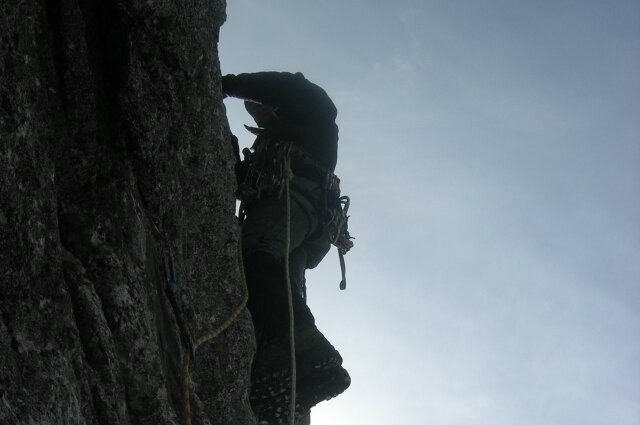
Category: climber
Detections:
[{"x1": 222, "y1": 71, "x2": 351, "y2": 422}]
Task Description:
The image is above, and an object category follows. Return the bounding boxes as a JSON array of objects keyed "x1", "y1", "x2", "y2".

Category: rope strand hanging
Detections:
[
  {"x1": 283, "y1": 156, "x2": 297, "y2": 425},
  {"x1": 180, "y1": 230, "x2": 249, "y2": 425}
]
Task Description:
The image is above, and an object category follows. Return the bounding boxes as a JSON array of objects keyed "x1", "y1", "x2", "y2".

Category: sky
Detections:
[{"x1": 218, "y1": 1, "x2": 640, "y2": 424}]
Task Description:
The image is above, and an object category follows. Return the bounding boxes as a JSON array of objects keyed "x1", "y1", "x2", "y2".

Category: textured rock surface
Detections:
[{"x1": 0, "y1": 1, "x2": 256, "y2": 424}]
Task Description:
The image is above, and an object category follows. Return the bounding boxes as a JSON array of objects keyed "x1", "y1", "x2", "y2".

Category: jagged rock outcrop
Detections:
[{"x1": 0, "y1": 1, "x2": 256, "y2": 424}]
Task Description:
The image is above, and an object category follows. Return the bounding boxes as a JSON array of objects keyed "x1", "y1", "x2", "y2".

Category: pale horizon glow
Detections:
[{"x1": 219, "y1": 1, "x2": 640, "y2": 424}]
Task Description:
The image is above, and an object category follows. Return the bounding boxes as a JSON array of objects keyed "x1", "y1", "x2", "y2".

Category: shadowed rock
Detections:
[{"x1": 0, "y1": 1, "x2": 257, "y2": 424}]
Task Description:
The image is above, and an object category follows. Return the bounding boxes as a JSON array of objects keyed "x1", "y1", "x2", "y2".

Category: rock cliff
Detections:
[{"x1": 1, "y1": 1, "x2": 256, "y2": 424}]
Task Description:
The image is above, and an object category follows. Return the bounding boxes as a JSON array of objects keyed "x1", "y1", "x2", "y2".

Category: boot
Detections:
[
  {"x1": 250, "y1": 325, "x2": 343, "y2": 401},
  {"x1": 252, "y1": 364, "x2": 351, "y2": 425},
  {"x1": 250, "y1": 325, "x2": 351, "y2": 424}
]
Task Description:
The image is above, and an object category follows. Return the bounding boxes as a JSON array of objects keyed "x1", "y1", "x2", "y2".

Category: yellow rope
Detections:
[
  {"x1": 182, "y1": 226, "x2": 249, "y2": 425},
  {"x1": 182, "y1": 350, "x2": 192, "y2": 424},
  {"x1": 283, "y1": 156, "x2": 297, "y2": 425}
]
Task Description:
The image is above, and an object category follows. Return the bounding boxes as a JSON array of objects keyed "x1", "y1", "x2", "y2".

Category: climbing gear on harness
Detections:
[
  {"x1": 163, "y1": 253, "x2": 195, "y2": 361},
  {"x1": 324, "y1": 195, "x2": 353, "y2": 290},
  {"x1": 235, "y1": 129, "x2": 355, "y2": 291},
  {"x1": 236, "y1": 129, "x2": 296, "y2": 204}
]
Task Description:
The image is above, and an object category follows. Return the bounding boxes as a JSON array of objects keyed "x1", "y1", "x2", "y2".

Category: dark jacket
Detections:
[{"x1": 222, "y1": 72, "x2": 339, "y2": 172}]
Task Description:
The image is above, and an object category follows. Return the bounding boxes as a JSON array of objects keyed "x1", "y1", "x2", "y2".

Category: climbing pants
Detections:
[{"x1": 241, "y1": 177, "x2": 331, "y2": 342}]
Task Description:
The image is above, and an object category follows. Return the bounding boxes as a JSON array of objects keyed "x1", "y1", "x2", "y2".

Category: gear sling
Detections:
[{"x1": 235, "y1": 128, "x2": 353, "y2": 291}]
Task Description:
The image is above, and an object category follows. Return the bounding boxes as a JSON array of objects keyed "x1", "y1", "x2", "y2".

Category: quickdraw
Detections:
[
  {"x1": 324, "y1": 195, "x2": 354, "y2": 290},
  {"x1": 237, "y1": 129, "x2": 295, "y2": 204},
  {"x1": 163, "y1": 253, "x2": 195, "y2": 360}
]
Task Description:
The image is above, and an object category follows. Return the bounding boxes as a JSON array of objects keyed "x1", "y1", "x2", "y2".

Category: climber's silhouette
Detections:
[{"x1": 222, "y1": 71, "x2": 351, "y2": 423}]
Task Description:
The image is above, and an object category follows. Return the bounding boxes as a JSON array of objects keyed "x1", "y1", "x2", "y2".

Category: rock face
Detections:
[{"x1": 0, "y1": 1, "x2": 256, "y2": 424}]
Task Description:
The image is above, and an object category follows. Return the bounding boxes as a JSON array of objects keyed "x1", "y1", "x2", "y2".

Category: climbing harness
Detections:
[{"x1": 236, "y1": 131, "x2": 355, "y2": 290}]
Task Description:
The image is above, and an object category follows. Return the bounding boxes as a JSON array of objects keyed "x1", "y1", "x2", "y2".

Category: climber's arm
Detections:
[{"x1": 221, "y1": 71, "x2": 336, "y2": 122}]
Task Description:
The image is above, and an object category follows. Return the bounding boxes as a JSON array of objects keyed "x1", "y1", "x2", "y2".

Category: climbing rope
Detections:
[
  {"x1": 180, "y1": 227, "x2": 250, "y2": 425},
  {"x1": 283, "y1": 156, "x2": 297, "y2": 425}
]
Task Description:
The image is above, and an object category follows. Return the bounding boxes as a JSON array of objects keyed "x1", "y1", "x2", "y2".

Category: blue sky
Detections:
[{"x1": 219, "y1": 1, "x2": 640, "y2": 424}]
